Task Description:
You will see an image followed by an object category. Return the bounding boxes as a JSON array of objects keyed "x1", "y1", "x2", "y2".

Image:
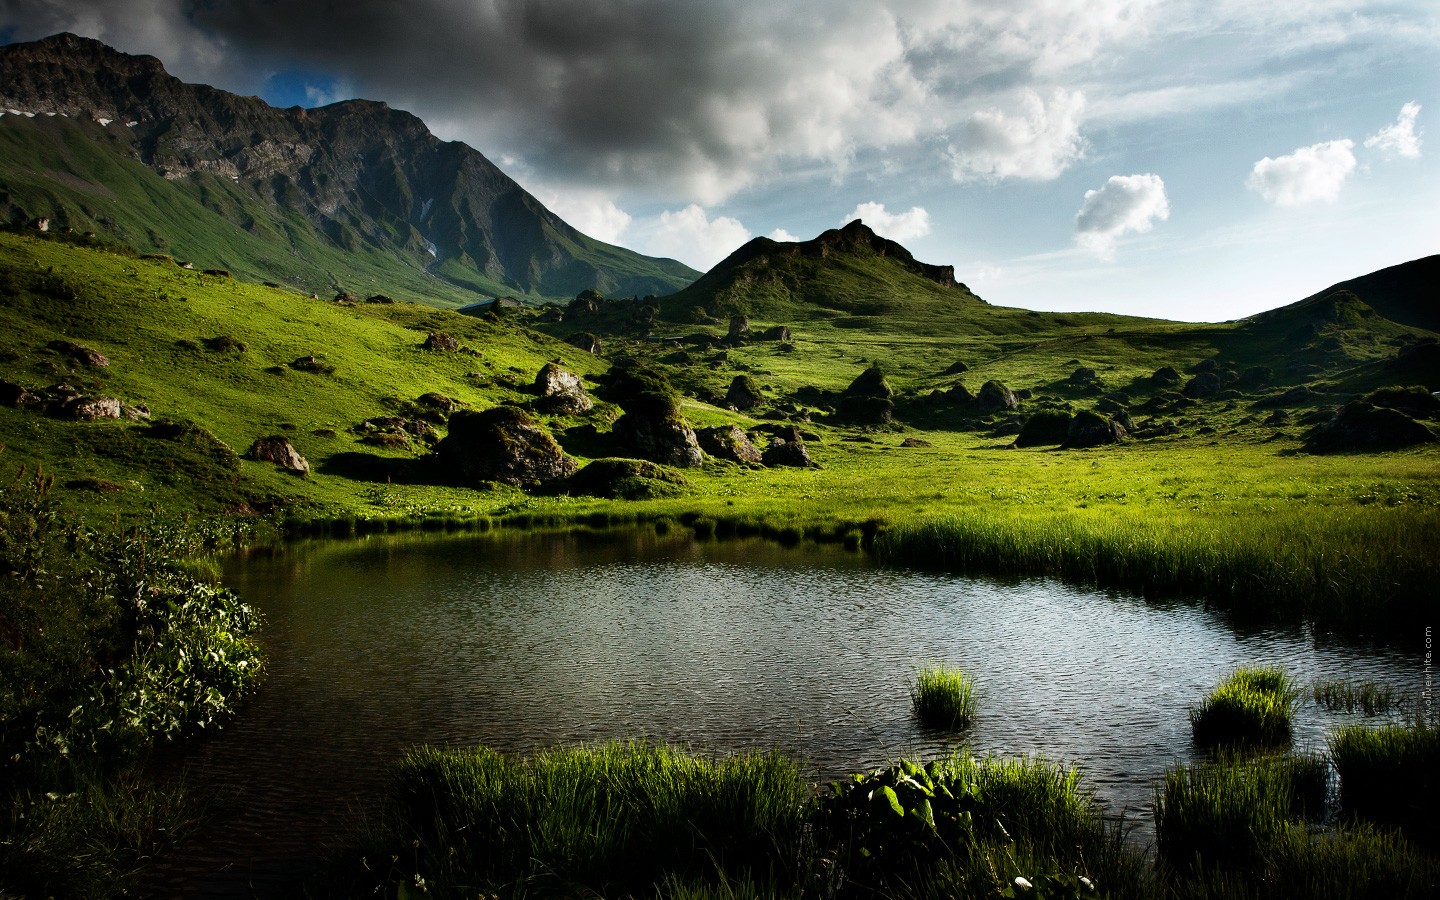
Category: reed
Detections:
[
  {"x1": 1190, "y1": 666, "x2": 1299, "y2": 748},
  {"x1": 1330, "y1": 721, "x2": 1440, "y2": 844},
  {"x1": 384, "y1": 741, "x2": 811, "y2": 896},
  {"x1": 1311, "y1": 678, "x2": 1401, "y2": 716},
  {"x1": 908, "y1": 664, "x2": 977, "y2": 730}
]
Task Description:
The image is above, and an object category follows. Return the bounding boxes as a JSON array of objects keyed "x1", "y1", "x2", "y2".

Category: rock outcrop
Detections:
[
  {"x1": 613, "y1": 414, "x2": 704, "y2": 468},
  {"x1": 246, "y1": 435, "x2": 310, "y2": 475},
  {"x1": 977, "y1": 380, "x2": 1018, "y2": 413},
  {"x1": 435, "y1": 406, "x2": 577, "y2": 486},
  {"x1": 725, "y1": 375, "x2": 765, "y2": 411},
  {"x1": 533, "y1": 363, "x2": 593, "y2": 415},
  {"x1": 1062, "y1": 410, "x2": 1126, "y2": 448},
  {"x1": 697, "y1": 424, "x2": 764, "y2": 464},
  {"x1": 1304, "y1": 402, "x2": 1436, "y2": 453}
]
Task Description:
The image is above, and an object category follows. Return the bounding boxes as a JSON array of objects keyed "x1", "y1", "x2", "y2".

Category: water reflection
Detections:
[{"x1": 157, "y1": 528, "x2": 1421, "y2": 896}]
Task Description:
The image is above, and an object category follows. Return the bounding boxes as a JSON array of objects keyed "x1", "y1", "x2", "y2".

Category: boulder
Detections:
[
  {"x1": 567, "y1": 332, "x2": 603, "y2": 354},
  {"x1": 845, "y1": 364, "x2": 894, "y2": 399},
  {"x1": 696, "y1": 425, "x2": 764, "y2": 464},
  {"x1": 900, "y1": 437, "x2": 933, "y2": 448},
  {"x1": 1263, "y1": 410, "x2": 1292, "y2": 427},
  {"x1": 564, "y1": 458, "x2": 689, "y2": 500},
  {"x1": 48, "y1": 340, "x2": 109, "y2": 367},
  {"x1": 1182, "y1": 372, "x2": 1222, "y2": 399},
  {"x1": 725, "y1": 375, "x2": 765, "y2": 411},
  {"x1": 246, "y1": 435, "x2": 310, "y2": 476},
  {"x1": 1362, "y1": 385, "x2": 1440, "y2": 420},
  {"x1": 1013, "y1": 409, "x2": 1072, "y2": 448},
  {"x1": 63, "y1": 396, "x2": 122, "y2": 421},
  {"x1": 1069, "y1": 367, "x2": 1097, "y2": 384},
  {"x1": 289, "y1": 354, "x2": 333, "y2": 374},
  {"x1": 1304, "y1": 402, "x2": 1436, "y2": 453},
  {"x1": 977, "y1": 380, "x2": 1018, "y2": 413},
  {"x1": 941, "y1": 361, "x2": 969, "y2": 376},
  {"x1": 1151, "y1": 366, "x2": 1181, "y2": 384},
  {"x1": 761, "y1": 325, "x2": 792, "y2": 342},
  {"x1": 613, "y1": 414, "x2": 704, "y2": 468},
  {"x1": 727, "y1": 316, "x2": 750, "y2": 342},
  {"x1": 1063, "y1": 410, "x2": 1126, "y2": 448},
  {"x1": 0, "y1": 379, "x2": 33, "y2": 407},
  {"x1": 436, "y1": 406, "x2": 578, "y2": 486},
  {"x1": 422, "y1": 332, "x2": 460, "y2": 352},
  {"x1": 533, "y1": 363, "x2": 593, "y2": 414},
  {"x1": 762, "y1": 437, "x2": 818, "y2": 468},
  {"x1": 839, "y1": 395, "x2": 895, "y2": 424}
]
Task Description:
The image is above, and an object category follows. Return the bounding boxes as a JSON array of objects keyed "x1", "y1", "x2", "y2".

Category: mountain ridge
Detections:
[{"x1": 0, "y1": 32, "x2": 698, "y2": 303}]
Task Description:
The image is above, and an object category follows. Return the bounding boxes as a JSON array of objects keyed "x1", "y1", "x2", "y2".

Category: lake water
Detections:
[{"x1": 151, "y1": 527, "x2": 1424, "y2": 896}]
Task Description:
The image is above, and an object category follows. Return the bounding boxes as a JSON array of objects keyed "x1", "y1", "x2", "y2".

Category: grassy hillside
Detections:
[{"x1": 1, "y1": 231, "x2": 1436, "y2": 642}]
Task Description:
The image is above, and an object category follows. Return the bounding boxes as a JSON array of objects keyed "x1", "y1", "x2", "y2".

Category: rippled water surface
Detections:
[{"x1": 157, "y1": 528, "x2": 1422, "y2": 896}]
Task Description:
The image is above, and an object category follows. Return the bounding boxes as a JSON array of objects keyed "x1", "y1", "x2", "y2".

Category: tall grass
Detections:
[
  {"x1": 380, "y1": 741, "x2": 811, "y2": 896},
  {"x1": 909, "y1": 663, "x2": 977, "y2": 729},
  {"x1": 873, "y1": 507, "x2": 1434, "y2": 641},
  {"x1": 1190, "y1": 667, "x2": 1300, "y2": 748},
  {"x1": 1311, "y1": 678, "x2": 1401, "y2": 716},
  {"x1": 1330, "y1": 721, "x2": 1439, "y2": 844},
  {"x1": 1156, "y1": 751, "x2": 1440, "y2": 898}
]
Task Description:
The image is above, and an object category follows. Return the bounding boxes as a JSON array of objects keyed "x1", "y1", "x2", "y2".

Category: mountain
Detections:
[
  {"x1": 0, "y1": 33, "x2": 698, "y2": 305},
  {"x1": 1299, "y1": 254, "x2": 1440, "y2": 334}
]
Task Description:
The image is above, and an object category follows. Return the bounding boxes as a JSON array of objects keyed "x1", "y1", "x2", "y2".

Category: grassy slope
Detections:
[{"x1": 1, "y1": 232, "x2": 1436, "y2": 638}]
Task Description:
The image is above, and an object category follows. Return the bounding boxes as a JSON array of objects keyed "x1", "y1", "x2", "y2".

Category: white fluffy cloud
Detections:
[
  {"x1": 1074, "y1": 174, "x2": 1169, "y2": 259},
  {"x1": 947, "y1": 90, "x2": 1087, "y2": 182},
  {"x1": 768, "y1": 228, "x2": 802, "y2": 243},
  {"x1": 1365, "y1": 102, "x2": 1422, "y2": 159},
  {"x1": 532, "y1": 188, "x2": 634, "y2": 245},
  {"x1": 1247, "y1": 139, "x2": 1357, "y2": 206},
  {"x1": 843, "y1": 202, "x2": 932, "y2": 241},
  {"x1": 642, "y1": 205, "x2": 751, "y2": 270}
]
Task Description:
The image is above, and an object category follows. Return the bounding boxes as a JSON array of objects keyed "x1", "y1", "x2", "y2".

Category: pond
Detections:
[{"x1": 151, "y1": 527, "x2": 1424, "y2": 897}]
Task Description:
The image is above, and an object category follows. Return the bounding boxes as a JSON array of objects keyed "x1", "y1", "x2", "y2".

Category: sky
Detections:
[{"x1": 1, "y1": 0, "x2": 1437, "y2": 321}]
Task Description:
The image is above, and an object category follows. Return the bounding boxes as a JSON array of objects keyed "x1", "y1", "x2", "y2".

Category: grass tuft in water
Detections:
[
  {"x1": 1311, "y1": 678, "x2": 1401, "y2": 716},
  {"x1": 1330, "y1": 720, "x2": 1440, "y2": 845},
  {"x1": 1190, "y1": 666, "x2": 1299, "y2": 748},
  {"x1": 908, "y1": 663, "x2": 976, "y2": 730}
]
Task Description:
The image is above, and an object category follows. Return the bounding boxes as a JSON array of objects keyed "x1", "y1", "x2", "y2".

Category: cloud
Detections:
[
  {"x1": 843, "y1": 202, "x2": 931, "y2": 241},
  {"x1": 1074, "y1": 173, "x2": 1169, "y2": 259},
  {"x1": 768, "y1": 228, "x2": 802, "y2": 243},
  {"x1": 532, "y1": 188, "x2": 634, "y2": 245},
  {"x1": 947, "y1": 90, "x2": 1087, "y2": 182},
  {"x1": 1247, "y1": 139, "x2": 1357, "y2": 206},
  {"x1": 641, "y1": 205, "x2": 751, "y2": 270},
  {"x1": 1365, "y1": 102, "x2": 1422, "y2": 159}
]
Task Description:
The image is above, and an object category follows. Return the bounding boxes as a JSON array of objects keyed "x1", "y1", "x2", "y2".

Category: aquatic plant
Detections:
[
  {"x1": 1311, "y1": 678, "x2": 1401, "y2": 716},
  {"x1": 1190, "y1": 666, "x2": 1299, "y2": 748},
  {"x1": 1330, "y1": 720, "x2": 1439, "y2": 843},
  {"x1": 909, "y1": 663, "x2": 977, "y2": 729}
]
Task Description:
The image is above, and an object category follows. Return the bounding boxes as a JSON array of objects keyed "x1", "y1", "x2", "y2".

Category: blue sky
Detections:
[{"x1": 3, "y1": 1, "x2": 1436, "y2": 321}]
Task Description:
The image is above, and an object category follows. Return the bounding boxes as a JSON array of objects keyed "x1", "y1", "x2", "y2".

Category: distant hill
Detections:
[
  {"x1": 0, "y1": 33, "x2": 698, "y2": 305},
  {"x1": 1303, "y1": 254, "x2": 1440, "y2": 334}
]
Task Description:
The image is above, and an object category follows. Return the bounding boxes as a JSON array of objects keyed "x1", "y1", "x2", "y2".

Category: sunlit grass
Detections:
[
  {"x1": 1190, "y1": 666, "x2": 1300, "y2": 749},
  {"x1": 909, "y1": 663, "x2": 976, "y2": 730}
]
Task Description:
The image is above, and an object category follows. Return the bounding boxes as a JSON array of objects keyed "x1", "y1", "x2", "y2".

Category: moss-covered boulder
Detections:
[
  {"x1": 1063, "y1": 410, "x2": 1126, "y2": 448},
  {"x1": 725, "y1": 375, "x2": 765, "y2": 411},
  {"x1": 697, "y1": 424, "x2": 764, "y2": 464},
  {"x1": 1183, "y1": 372, "x2": 1222, "y2": 399},
  {"x1": 976, "y1": 380, "x2": 1018, "y2": 413},
  {"x1": 246, "y1": 435, "x2": 310, "y2": 476},
  {"x1": 563, "y1": 458, "x2": 689, "y2": 500},
  {"x1": 436, "y1": 406, "x2": 578, "y2": 486},
  {"x1": 1303, "y1": 402, "x2": 1436, "y2": 453},
  {"x1": 613, "y1": 414, "x2": 704, "y2": 468},
  {"x1": 1013, "y1": 409, "x2": 1072, "y2": 448},
  {"x1": 533, "y1": 363, "x2": 593, "y2": 415}
]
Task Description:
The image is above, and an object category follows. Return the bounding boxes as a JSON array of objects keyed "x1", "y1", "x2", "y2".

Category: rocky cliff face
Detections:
[{"x1": 0, "y1": 33, "x2": 697, "y2": 301}]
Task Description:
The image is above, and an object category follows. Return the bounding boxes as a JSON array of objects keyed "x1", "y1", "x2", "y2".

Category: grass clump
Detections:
[
  {"x1": 1190, "y1": 666, "x2": 1299, "y2": 749},
  {"x1": 1330, "y1": 721, "x2": 1440, "y2": 844},
  {"x1": 1156, "y1": 751, "x2": 1440, "y2": 898},
  {"x1": 1311, "y1": 678, "x2": 1401, "y2": 716},
  {"x1": 909, "y1": 663, "x2": 977, "y2": 730},
  {"x1": 372, "y1": 741, "x2": 811, "y2": 897}
]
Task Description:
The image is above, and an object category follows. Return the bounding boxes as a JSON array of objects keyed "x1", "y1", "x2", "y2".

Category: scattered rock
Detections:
[
  {"x1": 1063, "y1": 410, "x2": 1126, "y2": 448},
  {"x1": 613, "y1": 414, "x2": 705, "y2": 468},
  {"x1": 941, "y1": 361, "x2": 969, "y2": 376},
  {"x1": 422, "y1": 332, "x2": 460, "y2": 352},
  {"x1": 0, "y1": 379, "x2": 33, "y2": 407},
  {"x1": 289, "y1": 354, "x2": 333, "y2": 374},
  {"x1": 48, "y1": 340, "x2": 108, "y2": 367},
  {"x1": 900, "y1": 437, "x2": 932, "y2": 448},
  {"x1": 566, "y1": 332, "x2": 603, "y2": 355},
  {"x1": 1193, "y1": 359, "x2": 1218, "y2": 373},
  {"x1": 1182, "y1": 372, "x2": 1222, "y2": 399},
  {"x1": 436, "y1": 406, "x2": 578, "y2": 486},
  {"x1": 63, "y1": 396, "x2": 121, "y2": 420},
  {"x1": 1013, "y1": 409, "x2": 1072, "y2": 448},
  {"x1": 1069, "y1": 367, "x2": 1097, "y2": 384},
  {"x1": 727, "y1": 316, "x2": 750, "y2": 342},
  {"x1": 564, "y1": 458, "x2": 689, "y2": 500},
  {"x1": 246, "y1": 435, "x2": 310, "y2": 475},
  {"x1": 725, "y1": 375, "x2": 766, "y2": 411},
  {"x1": 1362, "y1": 385, "x2": 1440, "y2": 420},
  {"x1": 762, "y1": 325, "x2": 792, "y2": 342},
  {"x1": 1151, "y1": 366, "x2": 1181, "y2": 384},
  {"x1": 1304, "y1": 402, "x2": 1436, "y2": 453},
  {"x1": 762, "y1": 436, "x2": 818, "y2": 468},
  {"x1": 415, "y1": 392, "x2": 462, "y2": 416},
  {"x1": 840, "y1": 364, "x2": 896, "y2": 423},
  {"x1": 977, "y1": 380, "x2": 1018, "y2": 413},
  {"x1": 1263, "y1": 410, "x2": 1292, "y2": 427},
  {"x1": 696, "y1": 425, "x2": 764, "y2": 464},
  {"x1": 533, "y1": 363, "x2": 593, "y2": 415}
]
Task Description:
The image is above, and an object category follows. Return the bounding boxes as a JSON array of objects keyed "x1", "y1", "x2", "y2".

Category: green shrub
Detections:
[{"x1": 909, "y1": 663, "x2": 976, "y2": 729}]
